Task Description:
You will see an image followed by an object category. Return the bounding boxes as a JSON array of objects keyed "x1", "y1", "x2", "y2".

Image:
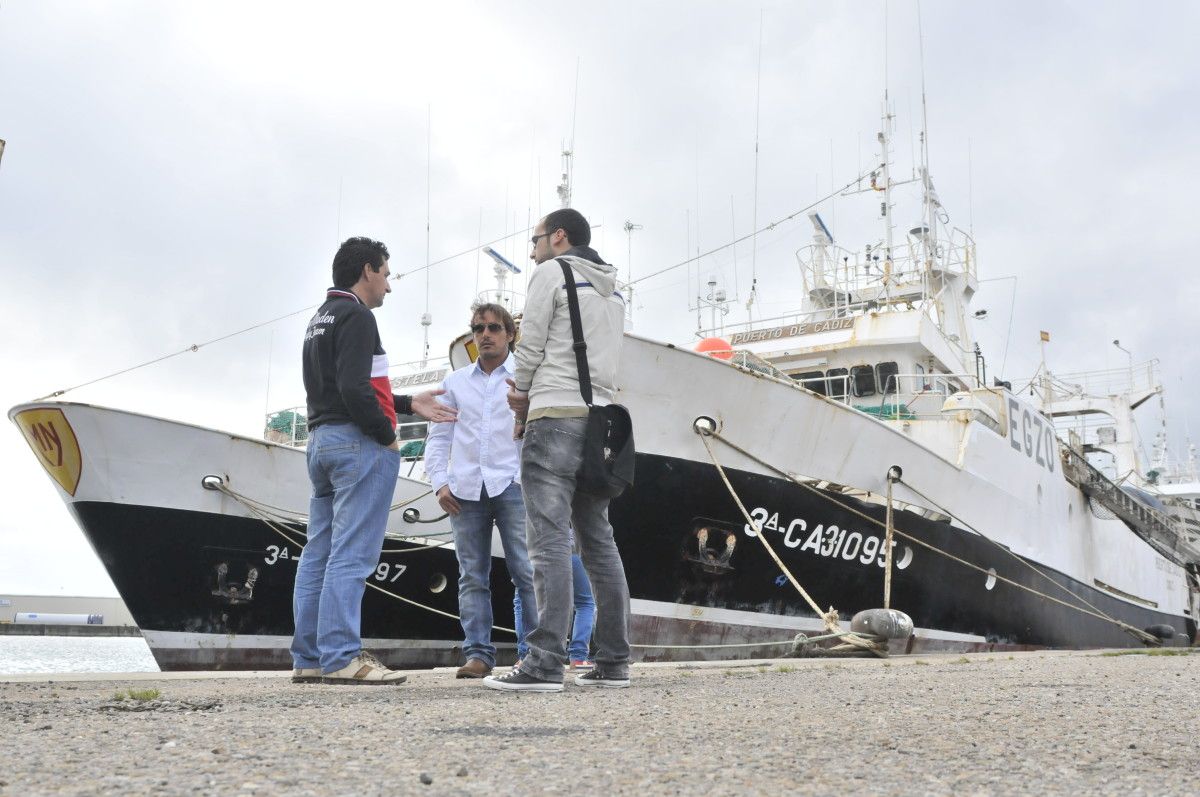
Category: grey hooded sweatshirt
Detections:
[{"x1": 513, "y1": 245, "x2": 625, "y2": 420}]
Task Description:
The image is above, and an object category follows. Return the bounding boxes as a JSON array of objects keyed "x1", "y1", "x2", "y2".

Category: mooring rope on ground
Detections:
[{"x1": 696, "y1": 425, "x2": 1164, "y2": 647}]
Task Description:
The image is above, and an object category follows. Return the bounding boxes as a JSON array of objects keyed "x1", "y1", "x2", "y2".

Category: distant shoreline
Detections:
[{"x1": 0, "y1": 624, "x2": 141, "y2": 638}]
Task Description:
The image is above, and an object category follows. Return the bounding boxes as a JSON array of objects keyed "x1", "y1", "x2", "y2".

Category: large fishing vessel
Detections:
[{"x1": 11, "y1": 100, "x2": 1198, "y2": 670}]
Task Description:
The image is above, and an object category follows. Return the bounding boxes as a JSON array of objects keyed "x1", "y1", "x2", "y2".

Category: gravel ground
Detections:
[{"x1": 2, "y1": 650, "x2": 1197, "y2": 796}]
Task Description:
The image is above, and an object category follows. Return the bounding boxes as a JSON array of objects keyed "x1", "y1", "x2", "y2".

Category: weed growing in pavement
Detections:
[
  {"x1": 1099, "y1": 648, "x2": 1195, "y2": 657},
  {"x1": 775, "y1": 665, "x2": 796, "y2": 673},
  {"x1": 913, "y1": 660, "x2": 929, "y2": 666},
  {"x1": 113, "y1": 688, "x2": 160, "y2": 702},
  {"x1": 951, "y1": 657, "x2": 971, "y2": 664}
]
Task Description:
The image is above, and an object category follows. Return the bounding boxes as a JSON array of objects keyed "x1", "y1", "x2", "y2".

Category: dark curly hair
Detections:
[{"x1": 332, "y1": 236, "x2": 390, "y2": 289}]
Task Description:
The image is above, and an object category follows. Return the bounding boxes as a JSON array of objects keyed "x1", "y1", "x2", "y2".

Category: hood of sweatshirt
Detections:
[{"x1": 560, "y1": 245, "x2": 619, "y2": 298}]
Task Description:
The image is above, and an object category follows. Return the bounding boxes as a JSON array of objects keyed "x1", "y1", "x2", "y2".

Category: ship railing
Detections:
[
  {"x1": 795, "y1": 228, "x2": 976, "y2": 307},
  {"x1": 264, "y1": 407, "x2": 309, "y2": 448},
  {"x1": 474, "y1": 288, "x2": 526, "y2": 318},
  {"x1": 787, "y1": 370, "x2": 983, "y2": 420},
  {"x1": 263, "y1": 410, "x2": 430, "y2": 462},
  {"x1": 1036, "y1": 359, "x2": 1159, "y2": 403}
]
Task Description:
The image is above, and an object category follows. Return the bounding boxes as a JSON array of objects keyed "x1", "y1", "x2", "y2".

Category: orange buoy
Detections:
[{"x1": 695, "y1": 337, "x2": 734, "y2": 360}]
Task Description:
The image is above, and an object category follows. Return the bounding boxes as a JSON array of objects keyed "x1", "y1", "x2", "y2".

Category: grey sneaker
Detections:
[
  {"x1": 573, "y1": 669, "x2": 629, "y2": 688},
  {"x1": 483, "y1": 667, "x2": 563, "y2": 693}
]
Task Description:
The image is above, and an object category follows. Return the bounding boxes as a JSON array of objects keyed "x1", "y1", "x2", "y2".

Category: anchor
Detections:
[{"x1": 211, "y1": 562, "x2": 259, "y2": 605}]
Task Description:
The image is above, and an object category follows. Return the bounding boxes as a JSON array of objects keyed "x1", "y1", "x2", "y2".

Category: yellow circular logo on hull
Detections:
[{"x1": 14, "y1": 407, "x2": 83, "y2": 496}]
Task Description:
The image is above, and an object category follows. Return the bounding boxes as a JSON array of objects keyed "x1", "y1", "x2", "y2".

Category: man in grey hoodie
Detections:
[{"x1": 483, "y1": 207, "x2": 632, "y2": 692}]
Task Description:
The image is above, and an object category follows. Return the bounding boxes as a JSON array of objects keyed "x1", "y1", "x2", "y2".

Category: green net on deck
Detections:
[
  {"x1": 853, "y1": 403, "x2": 916, "y2": 421},
  {"x1": 265, "y1": 410, "x2": 308, "y2": 442}
]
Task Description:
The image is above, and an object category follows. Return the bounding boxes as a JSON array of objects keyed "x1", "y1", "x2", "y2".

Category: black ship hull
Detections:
[{"x1": 72, "y1": 451, "x2": 1193, "y2": 671}]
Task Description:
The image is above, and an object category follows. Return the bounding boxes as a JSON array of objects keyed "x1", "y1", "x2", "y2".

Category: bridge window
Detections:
[
  {"x1": 827, "y1": 368, "x2": 849, "y2": 400},
  {"x1": 794, "y1": 370, "x2": 827, "y2": 395},
  {"x1": 851, "y1": 365, "x2": 876, "y2": 397},
  {"x1": 876, "y1": 362, "x2": 899, "y2": 395}
]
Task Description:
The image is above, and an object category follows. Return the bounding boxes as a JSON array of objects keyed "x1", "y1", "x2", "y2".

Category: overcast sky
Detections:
[{"x1": 2, "y1": 1, "x2": 1198, "y2": 597}]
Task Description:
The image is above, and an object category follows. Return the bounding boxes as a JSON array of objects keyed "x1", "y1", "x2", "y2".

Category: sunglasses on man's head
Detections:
[{"x1": 471, "y1": 322, "x2": 505, "y2": 334}]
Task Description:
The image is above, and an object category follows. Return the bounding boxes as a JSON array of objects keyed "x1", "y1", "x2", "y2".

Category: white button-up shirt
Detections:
[{"x1": 423, "y1": 353, "x2": 522, "y2": 500}]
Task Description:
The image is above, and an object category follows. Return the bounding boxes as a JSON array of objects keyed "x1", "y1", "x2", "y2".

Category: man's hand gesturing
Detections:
[{"x1": 412, "y1": 389, "x2": 458, "y2": 423}]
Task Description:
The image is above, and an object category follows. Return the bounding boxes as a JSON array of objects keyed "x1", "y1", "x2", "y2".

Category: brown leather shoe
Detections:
[{"x1": 456, "y1": 658, "x2": 493, "y2": 679}]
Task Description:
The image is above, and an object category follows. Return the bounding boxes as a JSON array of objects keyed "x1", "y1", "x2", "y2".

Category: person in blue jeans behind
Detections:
[
  {"x1": 292, "y1": 236, "x2": 456, "y2": 685},
  {"x1": 515, "y1": 551, "x2": 595, "y2": 667},
  {"x1": 424, "y1": 302, "x2": 538, "y2": 679}
]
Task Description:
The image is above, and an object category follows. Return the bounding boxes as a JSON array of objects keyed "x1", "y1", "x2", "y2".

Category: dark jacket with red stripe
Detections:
[{"x1": 303, "y1": 288, "x2": 412, "y2": 446}]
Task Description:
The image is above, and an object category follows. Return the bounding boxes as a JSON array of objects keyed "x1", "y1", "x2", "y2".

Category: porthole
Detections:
[
  {"x1": 429, "y1": 573, "x2": 448, "y2": 593},
  {"x1": 895, "y1": 546, "x2": 914, "y2": 570},
  {"x1": 985, "y1": 568, "x2": 997, "y2": 591}
]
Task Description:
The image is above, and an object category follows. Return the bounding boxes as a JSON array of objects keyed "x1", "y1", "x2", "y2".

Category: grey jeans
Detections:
[{"x1": 519, "y1": 416, "x2": 631, "y2": 681}]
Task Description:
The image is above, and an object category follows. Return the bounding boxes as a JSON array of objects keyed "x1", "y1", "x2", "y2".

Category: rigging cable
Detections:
[{"x1": 628, "y1": 169, "x2": 878, "y2": 289}]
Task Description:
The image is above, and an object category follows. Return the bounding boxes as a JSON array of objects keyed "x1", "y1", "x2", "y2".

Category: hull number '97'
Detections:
[
  {"x1": 264, "y1": 545, "x2": 407, "y2": 583},
  {"x1": 743, "y1": 507, "x2": 910, "y2": 569}
]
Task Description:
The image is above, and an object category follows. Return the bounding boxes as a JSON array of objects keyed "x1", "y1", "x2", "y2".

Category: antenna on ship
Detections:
[
  {"x1": 877, "y1": 1, "x2": 896, "y2": 306},
  {"x1": 746, "y1": 9, "x2": 763, "y2": 321},
  {"x1": 623, "y1": 220, "x2": 642, "y2": 328},
  {"x1": 421, "y1": 104, "x2": 433, "y2": 368},
  {"x1": 557, "y1": 59, "x2": 580, "y2": 209}
]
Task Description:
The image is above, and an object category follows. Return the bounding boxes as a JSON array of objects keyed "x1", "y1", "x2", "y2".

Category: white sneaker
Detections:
[{"x1": 322, "y1": 652, "x2": 407, "y2": 685}]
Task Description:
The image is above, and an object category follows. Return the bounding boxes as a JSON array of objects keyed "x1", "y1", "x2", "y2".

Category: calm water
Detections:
[{"x1": 0, "y1": 636, "x2": 159, "y2": 674}]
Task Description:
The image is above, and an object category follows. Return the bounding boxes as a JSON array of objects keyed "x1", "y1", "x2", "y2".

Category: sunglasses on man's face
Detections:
[
  {"x1": 472, "y1": 322, "x2": 505, "y2": 334},
  {"x1": 530, "y1": 230, "x2": 557, "y2": 245}
]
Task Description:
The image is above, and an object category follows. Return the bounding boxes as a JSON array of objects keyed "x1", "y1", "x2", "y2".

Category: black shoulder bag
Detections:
[{"x1": 557, "y1": 258, "x2": 635, "y2": 498}]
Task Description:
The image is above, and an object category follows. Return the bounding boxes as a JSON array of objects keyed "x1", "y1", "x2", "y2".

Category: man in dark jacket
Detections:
[{"x1": 292, "y1": 236, "x2": 456, "y2": 685}]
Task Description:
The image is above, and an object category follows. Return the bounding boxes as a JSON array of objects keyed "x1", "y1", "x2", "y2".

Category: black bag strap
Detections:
[{"x1": 557, "y1": 258, "x2": 593, "y2": 407}]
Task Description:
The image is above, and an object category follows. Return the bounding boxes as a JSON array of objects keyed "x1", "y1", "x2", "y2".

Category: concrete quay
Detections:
[{"x1": 2, "y1": 649, "x2": 1197, "y2": 796}]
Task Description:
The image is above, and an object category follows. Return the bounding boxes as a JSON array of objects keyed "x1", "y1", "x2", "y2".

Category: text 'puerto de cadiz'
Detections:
[{"x1": 728, "y1": 317, "x2": 854, "y2": 346}]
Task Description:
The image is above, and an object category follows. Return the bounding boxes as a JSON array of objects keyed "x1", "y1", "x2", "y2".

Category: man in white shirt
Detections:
[{"x1": 423, "y1": 303, "x2": 537, "y2": 678}]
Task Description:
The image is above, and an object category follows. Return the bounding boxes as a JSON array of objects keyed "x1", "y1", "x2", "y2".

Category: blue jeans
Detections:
[
  {"x1": 519, "y1": 417, "x2": 630, "y2": 681},
  {"x1": 514, "y1": 553, "x2": 595, "y2": 661},
  {"x1": 451, "y1": 482, "x2": 537, "y2": 668},
  {"x1": 291, "y1": 423, "x2": 400, "y2": 673}
]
